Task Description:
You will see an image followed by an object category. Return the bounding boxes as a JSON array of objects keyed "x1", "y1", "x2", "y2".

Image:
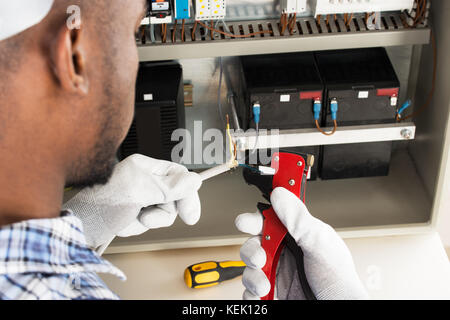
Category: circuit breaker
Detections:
[
  {"x1": 194, "y1": 0, "x2": 227, "y2": 20},
  {"x1": 280, "y1": 0, "x2": 307, "y2": 14},
  {"x1": 149, "y1": 0, "x2": 173, "y2": 24},
  {"x1": 310, "y1": 0, "x2": 415, "y2": 16},
  {"x1": 174, "y1": 0, "x2": 190, "y2": 20}
]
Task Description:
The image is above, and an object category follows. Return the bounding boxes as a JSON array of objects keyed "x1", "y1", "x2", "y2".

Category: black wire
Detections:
[{"x1": 285, "y1": 233, "x2": 317, "y2": 300}]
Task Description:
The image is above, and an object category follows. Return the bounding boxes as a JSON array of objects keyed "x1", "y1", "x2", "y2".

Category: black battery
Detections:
[
  {"x1": 239, "y1": 52, "x2": 324, "y2": 130},
  {"x1": 119, "y1": 61, "x2": 185, "y2": 162},
  {"x1": 238, "y1": 52, "x2": 324, "y2": 180},
  {"x1": 315, "y1": 48, "x2": 400, "y2": 180}
]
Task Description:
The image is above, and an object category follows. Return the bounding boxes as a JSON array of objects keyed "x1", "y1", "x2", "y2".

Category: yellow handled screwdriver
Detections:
[{"x1": 184, "y1": 261, "x2": 246, "y2": 289}]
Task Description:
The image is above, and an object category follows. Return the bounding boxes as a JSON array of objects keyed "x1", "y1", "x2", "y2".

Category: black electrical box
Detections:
[
  {"x1": 238, "y1": 52, "x2": 324, "y2": 180},
  {"x1": 315, "y1": 48, "x2": 400, "y2": 180},
  {"x1": 119, "y1": 61, "x2": 185, "y2": 162}
]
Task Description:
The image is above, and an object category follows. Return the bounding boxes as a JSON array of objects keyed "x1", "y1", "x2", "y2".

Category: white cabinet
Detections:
[{"x1": 106, "y1": 1, "x2": 450, "y2": 254}]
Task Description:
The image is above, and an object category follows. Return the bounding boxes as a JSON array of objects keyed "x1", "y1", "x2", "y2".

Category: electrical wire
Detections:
[
  {"x1": 398, "y1": 31, "x2": 437, "y2": 122},
  {"x1": 150, "y1": 23, "x2": 156, "y2": 43},
  {"x1": 315, "y1": 120, "x2": 338, "y2": 136},
  {"x1": 250, "y1": 123, "x2": 260, "y2": 155},
  {"x1": 280, "y1": 13, "x2": 288, "y2": 35},
  {"x1": 210, "y1": 20, "x2": 214, "y2": 39},
  {"x1": 226, "y1": 115, "x2": 238, "y2": 167},
  {"x1": 217, "y1": 57, "x2": 225, "y2": 123},
  {"x1": 196, "y1": 20, "x2": 273, "y2": 38},
  {"x1": 192, "y1": 20, "x2": 198, "y2": 40},
  {"x1": 161, "y1": 23, "x2": 167, "y2": 43},
  {"x1": 346, "y1": 13, "x2": 354, "y2": 27},
  {"x1": 172, "y1": 19, "x2": 178, "y2": 43},
  {"x1": 288, "y1": 13, "x2": 297, "y2": 35},
  {"x1": 181, "y1": 19, "x2": 186, "y2": 42}
]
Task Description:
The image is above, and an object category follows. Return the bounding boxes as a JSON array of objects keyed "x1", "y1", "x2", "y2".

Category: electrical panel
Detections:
[
  {"x1": 194, "y1": 0, "x2": 227, "y2": 20},
  {"x1": 280, "y1": 0, "x2": 308, "y2": 14},
  {"x1": 310, "y1": 0, "x2": 415, "y2": 17},
  {"x1": 174, "y1": 0, "x2": 190, "y2": 20},
  {"x1": 149, "y1": 0, "x2": 173, "y2": 24}
]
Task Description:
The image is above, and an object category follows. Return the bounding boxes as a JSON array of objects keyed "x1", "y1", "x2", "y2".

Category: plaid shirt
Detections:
[{"x1": 0, "y1": 211, "x2": 125, "y2": 300}]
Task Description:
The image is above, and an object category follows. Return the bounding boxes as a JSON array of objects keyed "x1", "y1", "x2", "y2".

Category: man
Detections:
[{"x1": 0, "y1": 0, "x2": 367, "y2": 300}]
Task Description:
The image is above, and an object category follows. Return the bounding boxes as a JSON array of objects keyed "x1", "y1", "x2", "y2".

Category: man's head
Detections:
[{"x1": 0, "y1": 0, "x2": 147, "y2": 189}]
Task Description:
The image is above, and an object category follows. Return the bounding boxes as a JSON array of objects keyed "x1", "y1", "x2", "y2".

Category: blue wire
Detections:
[
  {"x1": 239, "y1": 164, "x2": 260, "y2": 173},
  {"x1": 397, "y1": 100, "x2": 412, "y2": 118}
]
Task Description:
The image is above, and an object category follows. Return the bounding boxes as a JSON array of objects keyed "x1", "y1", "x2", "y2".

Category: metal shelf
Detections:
[
  {"x1": 138, "y1": 12, "x2": 431, "y2": 61},
  {"x1": 233, "y1": 122, "x2": 416, "y2": 151}
]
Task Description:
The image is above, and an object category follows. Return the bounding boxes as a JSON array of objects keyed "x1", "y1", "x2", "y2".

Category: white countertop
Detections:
[{"x1": 100, "y1": 232, "x2": 450, "y2": 300}]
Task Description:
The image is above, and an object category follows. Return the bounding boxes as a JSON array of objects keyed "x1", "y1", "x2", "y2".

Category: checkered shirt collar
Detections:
[{"x1": 0, "y1": 211, "x2": 126, "y2": 280}]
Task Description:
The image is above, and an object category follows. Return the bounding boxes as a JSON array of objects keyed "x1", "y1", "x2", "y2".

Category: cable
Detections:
[
  {"x1": 316, "y1": 119, "x2": 337, "y2": 136},
  {"x1": 172, "y1": 19, "x2": 178, "y2": 43},
  {"x1": 280, "y1": 13, "x2": 288, "y2": 35},
  {"x1": 346, "y1": 13, "x2": 354, "y2": 27},
  {"x1": 181, "y1": 19, "x2": 186, "y2": 42},
  {"x1": 161, "y1": 23, "x2": 167, "y2": 43},
  {"x1": 314, "y1": 98, "x2": 338, "y2": 136},
  {"x1": 250, "y1": 102, "x2": 261, "y2": 154},
  {"x1": 288, "y1": 13, "x2": 297, "y2": 35},
  {"x1": 150, "y1": 24, "x2": 156, "y2": 43},
  {"x1": 396, "y1": 100, "x2": 412, "y2": 121},
  {"x1": 398, "y1": 31, "x2": 436, "y2": 121},
  {"x1": 217, "y1": 57, "x2": 225, "y2": 123},
  {"x1": 226, "y1": 115, "x2": 238, "y2": 166},
  {"x1": 196, "y1": 20, "x2": 273, "y2": 38},
  {"x1": 210, "y1": 20, "x2": 214, "y2": 39},
  {"x1": 192, "y1": 20, "x2": 198, "y2": 40}
]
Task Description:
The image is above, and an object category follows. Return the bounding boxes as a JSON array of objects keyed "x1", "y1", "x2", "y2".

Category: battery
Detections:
[
  {"x1": 315, "y1": 47, "x2": 400, "y2": 180},
  {"x1": 238, "y1": 52, "x2": 323, "y2": 180},
  {"x1": 239, "y1": 52, "x2": 323, "y2": 130}
]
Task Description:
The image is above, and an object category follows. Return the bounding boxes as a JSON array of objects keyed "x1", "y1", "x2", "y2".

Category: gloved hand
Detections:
[
  {"x1": 63, "y1": 154, "x2": 202, "y2": 249},
  {"x1": 235, "y1": 187, "x2": 369, "y2": 300}
]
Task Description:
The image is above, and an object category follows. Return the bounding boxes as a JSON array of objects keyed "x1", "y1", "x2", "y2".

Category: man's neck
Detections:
[{"x1": 0, "y1": 156, "x2": 65, "y2": 226}]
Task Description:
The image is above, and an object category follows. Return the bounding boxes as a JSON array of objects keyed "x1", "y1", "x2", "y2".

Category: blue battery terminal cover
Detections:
[
  {"x1": 253, "y1": 102, "x2": 261, "y2": 124},
  {"x1": 330, "y1": 99, "x2": 339, "y2": 121},
  {"x1": 313, "y1": 99, "x2": 322, "y2": 121}
]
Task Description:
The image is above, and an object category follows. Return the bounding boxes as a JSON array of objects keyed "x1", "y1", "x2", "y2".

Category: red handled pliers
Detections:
[{"x1": 243, "y1": 151, "x2": 316, "y2": 300}]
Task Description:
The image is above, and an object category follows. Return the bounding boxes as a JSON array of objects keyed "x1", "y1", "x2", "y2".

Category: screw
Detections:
[
  {"x1": 265, "y1": 235, "x2": 271, "y2": 241},
  {"x1": 289, "y1": 179, "x2": 295, "y2": 186},
  {"x1": 274, "y1": 156, "x2": 280, "y2": 162},
  {"x1": 297, "y1": 161, "x2": 303, "y2": 167},
  {"x1": 401, "y1": 129, "x2": 412, "y2": 140}
]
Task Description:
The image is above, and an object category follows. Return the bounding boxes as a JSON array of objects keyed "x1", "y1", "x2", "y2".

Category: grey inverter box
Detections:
[{"x1": 315, "y1": 48, "x2": 400, "y2": 180}]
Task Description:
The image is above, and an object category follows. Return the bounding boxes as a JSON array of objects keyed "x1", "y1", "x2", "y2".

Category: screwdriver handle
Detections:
[{"x1": 184, "y1": 261, "x2": 246, "y2": 289}]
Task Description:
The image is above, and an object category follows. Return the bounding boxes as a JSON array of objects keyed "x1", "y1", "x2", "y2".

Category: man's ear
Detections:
[{"x1": 51, "y1": 26, "x2": 89, "y2": 94}]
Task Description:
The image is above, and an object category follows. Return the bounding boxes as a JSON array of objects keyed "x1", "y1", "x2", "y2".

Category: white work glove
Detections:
[
  {"x1": 235, "y1": 187, "x2": 369, "y2": 300},
  {"x1": 63, "y1": 154, "x2": 202, "y2": 249}
]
